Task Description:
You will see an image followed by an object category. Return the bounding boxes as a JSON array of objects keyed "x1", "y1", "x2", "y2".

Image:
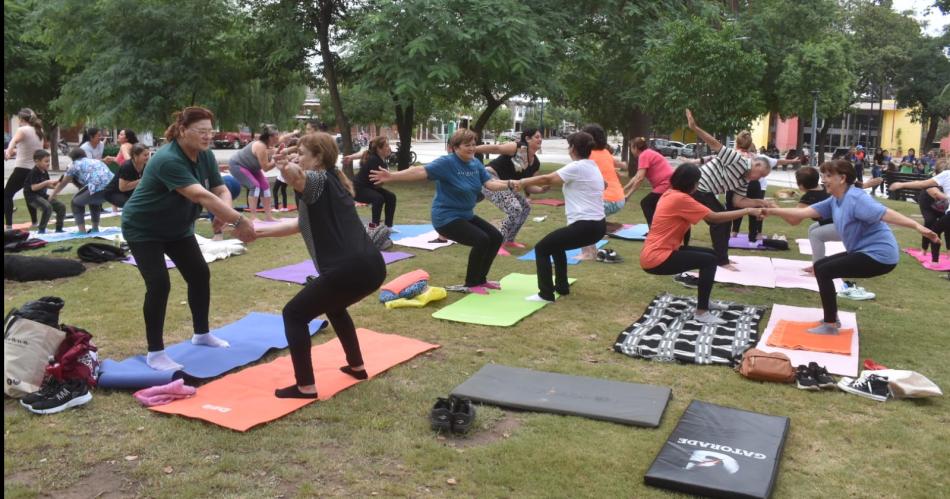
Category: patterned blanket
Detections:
[{"x1": 614, "y1": 294, "x2": 766, "y2": 366}]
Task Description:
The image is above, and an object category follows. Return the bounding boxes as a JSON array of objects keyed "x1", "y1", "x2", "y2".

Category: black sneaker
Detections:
[
  {"x1": 20, "y1": 375, "x2": 64, "y2": 408},
  {"x1": 808, "y1": 362, "x2": 836, "y2": 389},
  {"x1": 673, "y1": 273, "x2": 700, "y2": 289},
  {"x1": 429, "y1": 397, "x2": 453, "y2": 432},
  {"x1": 26, "y1": 379, "x2": 93, "y2": 415},
  {"x1": 795, "y1": 365, "x2": 820, "y2": 391},
  {"x1": 450, "y1": 397, "x2": 476, "y2": 434},
  {"x1": 837, "y1": 374, "x2": 890, "y2": 402}
]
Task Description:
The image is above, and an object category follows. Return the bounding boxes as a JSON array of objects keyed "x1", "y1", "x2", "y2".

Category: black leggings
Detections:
[
  {"x1": 726, "y1": 181, "x2": 763, "y2": 240},
  {"x1": 921, "y1": 210, "x2": 950, "y2": 261},
  {"x1": 687, "y1": 191, "x2": 731, "y2": 265},
  {"x1": 272, "y1": 179, "x2": 288, "y2": 210},
  {"x1": 534, "y1": 219, "x2": 606, "y2": 301},
  {"x1": 4, "y1": 168, "x2": 37, "y2": 226},
  {"x1": 644, "y1": 246, "x2": 717, "y2": 310},
  {"x1": 26, "y1": 197, "x2": 66, "y2": 232},
  {"x1": 127, "y1": 236, "x2": 211, "y2": 352},
  {"x1": 640, "y1": 191, "x2": 661, "y2": 227},
  {"x1": 435, "y1": 215, "x2": 503, "y2": 287},
  {"x1": 354, "y1": 184, "x2": 397, "y2": 227},
  {"x1": 283, "y1": 254, "x2": 386, "y2": 386},
  {"x1": 814, "y1": 252, "x2": 895, "y2": 323}
]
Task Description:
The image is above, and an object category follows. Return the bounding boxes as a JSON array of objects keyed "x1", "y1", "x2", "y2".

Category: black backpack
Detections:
[{"x1": 77, "y1": 242, "x2": 127, "y2": 263}]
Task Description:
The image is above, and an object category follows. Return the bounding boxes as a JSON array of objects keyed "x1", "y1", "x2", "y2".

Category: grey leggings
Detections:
[
  {"x1": 482, "y1": 176, "x2": 531, "y2": 243},
  {"x1": 807, "y1": 222, "x2": 842, "y2": 262}
]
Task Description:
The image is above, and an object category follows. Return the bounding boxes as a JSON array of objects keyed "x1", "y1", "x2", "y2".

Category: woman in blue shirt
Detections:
[
  {"x1": 370, "y1": 129, "x2": 514, "y2": 294},
  {"x1": 764, "y1": 160, "x2": 938, "y2": 335}
]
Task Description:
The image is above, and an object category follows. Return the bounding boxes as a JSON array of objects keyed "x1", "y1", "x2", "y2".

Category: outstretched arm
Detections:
[
  {"x1": 519, "y1": 171, "x2": 564, "y2": 190},
  {"x1": 890, "y1": 178, "x2": 939, "y2": 192},
  {"x1": 763, "y1": 206, "x2": 821, "y2": 226},
  {"x1": 623, "y1": 170, "x2": 647, "y2": 199},
  {"x1": 474, "y1": 142, "x2": 517, "y2": 156},
  {"x1": 882, "y1": 208, "x2": 939, "y2": 243},
  {"x1": 705, "y1": 207, "x2": 761, "y2": 225},
  {"x1": 730, "y1": 192, "x2": 777, "y2": 209},
  {"x1": 685, "y1": 109, "x2": 723, "y2": 152},
  {"x1": 370, "y1": 165, "x2": 428, "y2": 185}
]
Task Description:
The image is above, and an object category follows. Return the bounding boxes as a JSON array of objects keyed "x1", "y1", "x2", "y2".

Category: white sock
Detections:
[
  {"x1": 192, "y1": 333, "x2": 230, "y2": 348},
  {"x1": 525, "y1": 294, "x2": 554, "y2": 303},
  {"x1": 146, "y1": 351, "x2": 184, "y2": 371}
]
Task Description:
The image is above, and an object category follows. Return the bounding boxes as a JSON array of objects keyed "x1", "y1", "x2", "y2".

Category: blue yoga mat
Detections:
[
  {"x1": 518, "y1": 240, "x2": 607, "y2": 265},
  {"x1": 391, "y1": 224, "x2": 436, "y2": 240},
  {"x1": 97, "y1": 312, "x2": 327, "y2": 389},
  {"x1": 34, "y1": 226, "x2": 122, "y2": 243},
  {"x1": 609, "y1": 224, "x2": 649, "y2": 241}
]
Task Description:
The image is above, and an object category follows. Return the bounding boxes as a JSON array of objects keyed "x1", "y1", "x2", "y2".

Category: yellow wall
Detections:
[
  {"x1": 880, "y1": 104, "x2": 923, "y2": 153},
  {"x1": 749, "y1": 115, "x2": 770, "y2": 150},
  {"x1": 668, "y1": 128, "x2": 698, "y2": 143}
]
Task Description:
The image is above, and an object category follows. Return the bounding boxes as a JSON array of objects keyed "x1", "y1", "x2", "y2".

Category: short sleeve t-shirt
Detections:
[
  {"x1": 799, "y1": 188, "x2": 833, "y2": 225},
  {"x1": 121, "y1": 140, "x2": 223, "y2": 242},
  {"x1": 636, "y1": 148, "x2": 673, "y2": 194},
  {"x1": 487, "y1": 149, "x2": 540, "y2": 181},
  {"x1": 640, "y1": 190, "x2": 711, "y2": 269},
  {"x1": 424, "y1": 153, "x2": 492, "y2": 228},
  {"x1": 556, "y1": 159, "x2": 605, "y2": 224},
  {"x1": 107, "y1": 160, "x2": 142, "y2": 193},
  {"x1": 588, "y1": 149, "x2": 625, "y2": 202},
  {"x1": 66, "y1": 158, "x2": 114, "y2": 194},
  {"x1": 934, "y1": 171, "x2": 950, "y2": 214},
  {"x1": 80, "y1": 141, "x2": 104, "y2": 160},
  {"x1": 810, "y1": 186, "x2": 898, "y2": 264},
  {"x1": 697, "y1": 147, "x2": 751, "y2": 196},
  {"x1": 24, "y1": 167, "x2": 51, "y2": 200}
]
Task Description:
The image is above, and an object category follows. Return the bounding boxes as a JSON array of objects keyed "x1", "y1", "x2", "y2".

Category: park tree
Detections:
[
  {"x1": 894, "y1": 31, "x2": 950, "y2": 149},
  {"x1": 641, "y1": 17, "x2": 767, "y2": 137},
  {"x1": 484, "y1": 106, "x2": 513, "y2": 140},
  {"x1": 4, "y1": 0, "x2": 71, "y2": 169}
]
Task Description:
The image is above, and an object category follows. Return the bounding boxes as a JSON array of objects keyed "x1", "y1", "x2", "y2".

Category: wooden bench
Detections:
[{"x1": 883, "y1": 171, "x2": 932, "y2": 202}]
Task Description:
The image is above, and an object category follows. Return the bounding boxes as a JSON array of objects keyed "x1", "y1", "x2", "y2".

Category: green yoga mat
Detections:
[{"x1": 431, "y1": 273, "x2": 575, "y2": 327}]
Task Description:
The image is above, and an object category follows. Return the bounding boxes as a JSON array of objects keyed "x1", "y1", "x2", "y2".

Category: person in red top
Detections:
[
  {"x1": 624, "y1": 136, "x2": 674, "y2": 226},
  {"x1": 640, "y1": 164, "x2": 762, "y2": 325}
]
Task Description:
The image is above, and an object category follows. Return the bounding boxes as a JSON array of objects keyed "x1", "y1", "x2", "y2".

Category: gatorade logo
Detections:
[
  {"x1": 684, "y1": 450, "x2": 740, "y2": 474},
  {"x1": 677, "y1": 438, "x2": 767, "y2": 460},
  {"x1": 202, "y1": 404, "x2": 232, "y2": 413}
]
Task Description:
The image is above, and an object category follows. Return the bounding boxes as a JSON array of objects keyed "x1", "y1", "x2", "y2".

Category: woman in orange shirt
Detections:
[
  {"x1": 640, "y1": 164, "x2": 761, "y2": 324},
  {"x1": 579, "y1": 123, "x2": 625, "y2": 260}
]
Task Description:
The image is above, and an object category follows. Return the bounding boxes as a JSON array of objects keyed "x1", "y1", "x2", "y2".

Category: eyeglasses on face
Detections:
[{"x1": 187, "y1": 128, "x2": 214, "y2": 137}]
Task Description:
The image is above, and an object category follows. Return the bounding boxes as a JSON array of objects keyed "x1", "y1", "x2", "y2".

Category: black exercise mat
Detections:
[
  {"x1": 614, "y1": 293, "x2": 765, "y2": 365},
  {"x1": 450, "y1": 364, "x2": 671, "y2": 427},
  {"x1": 645, "y1": 400, "x2": 789, "y2": 499}
]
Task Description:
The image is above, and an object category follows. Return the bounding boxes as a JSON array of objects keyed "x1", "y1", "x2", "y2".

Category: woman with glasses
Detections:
[
  {"x1": 121, "y1": 106, "x2": 256, "y2": 371},
  {"x1": 228, "y1": 124, "x2": 281, "y2": 222}
]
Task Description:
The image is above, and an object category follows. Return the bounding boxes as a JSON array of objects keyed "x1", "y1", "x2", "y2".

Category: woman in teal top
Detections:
[
  {"x1": 121, "y1": 106, "x2": 256, "y2": 372},
  {"x1": 370, "y1": 129, "x2": 514, "y2": 293}
]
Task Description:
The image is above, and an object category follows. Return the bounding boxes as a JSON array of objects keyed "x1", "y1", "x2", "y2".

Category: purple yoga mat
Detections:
[
  {"x1": 728, "y1": 234, "x2": 770, "y2": 250},
  {"x1": 255, "y1": 251, "x2": 414, "y2": 284}
]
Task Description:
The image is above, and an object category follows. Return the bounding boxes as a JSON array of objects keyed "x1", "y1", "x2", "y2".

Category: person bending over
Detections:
[
  {"x1": 640, "y1": 164, "x2": 762, "y2": 325},
  {"x1": 228, "y1": 124, "x2": 280, "y2": 222},
  {"x1": 891, "y1": 162, "x2": 950, "y2": 262},
  {"x1": 48, "y1": 148, "x2": 124, "y2": 233},
  {"x1": 370, "y1": 129, "x2": 513, "y2": 294},
  {"x1": 121, "y1": 106, "x2": 255, "y2": 371},
  {"x1": 765, "y1": 160, "x2": 937, "y2": 335},
  {"x1": 518, "y1": 132, "x2": 605, "y2": 303},
  {"x1": 624, "y1": 136, "x2": 673, "y2": 227},
  {"x1": 255, "y1": 132, "x2": 386, "y2": 399},
  {"x1": 683, "y1": 109, "x2": 775, "y2": 270}
]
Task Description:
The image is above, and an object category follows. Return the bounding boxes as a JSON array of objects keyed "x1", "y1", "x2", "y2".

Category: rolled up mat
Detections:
[
  {"x1": 255, "y1": 251, "x2": 414, "y2": 285},
  {"x1": 431, "y1": 273, "x2": 575, "y2": 327},
  {"x1": 756, "y1": 304, "x2": 859, "y2": 377},
  {"x1": 385, "y1": 286, "x2": 447, "y2": 309},
  {"x1": 149, "y1": 329, "x2": 440, "y2": 431},
  {"x1": 728, "y1": 234, "x2": 768, "y2": 250},
  {"x1": 518, "y1": 240, "x2": 607, "y2": 265},
  {"x1": 381, "y1": 269, "x2": 430, "y2": 295},
  {"x1": 645, "y1": 400, "x2": 789, "y2": 499},
  {"x1": 97, "y1": 313, "x2": 328, "y2": 389}
]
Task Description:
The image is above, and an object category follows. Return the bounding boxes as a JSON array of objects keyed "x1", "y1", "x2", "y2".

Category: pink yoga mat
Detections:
[
  {"x1": 757, "y1": 304, "x2": 859, "y2": 377},
  {"x1": 530, "y1": 198, "x2": 565, "y2": 206},
  {"x1": 903, "y1": 248, "x2": 950, "y2": 271},
  {"x1": 255, "y1": 252, "x2": 415, "y2": 284}
]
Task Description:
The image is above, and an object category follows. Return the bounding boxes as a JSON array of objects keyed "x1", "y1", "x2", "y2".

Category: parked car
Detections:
[
  {"x1": 212, "y1": 128, "x2": 252, "y2": 149},
  {"x1": 657, "y1": 140, "x2": 686, "y2": 158}
]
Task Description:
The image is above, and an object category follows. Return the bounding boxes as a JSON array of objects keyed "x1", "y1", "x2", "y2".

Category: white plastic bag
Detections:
[{"x1": 4, "y1": 317, "x2": 65, "y2": 398}]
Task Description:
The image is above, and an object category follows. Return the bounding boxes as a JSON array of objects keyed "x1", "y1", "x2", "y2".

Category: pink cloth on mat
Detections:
[
  {"x1": 133, "y1": 379, "x2": 197, "y2": 407},
  {"x1": 903, "y1": 248, "x2": 950, "y2": 271}
]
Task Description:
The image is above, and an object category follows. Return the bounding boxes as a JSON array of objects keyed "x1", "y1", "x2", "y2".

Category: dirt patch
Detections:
[
  {"x1": 442, "y1": 411, "x2": 522, "y2": 448},
  {"x1": 55, "y1": 462, "x2": 132, "y2": 499}
]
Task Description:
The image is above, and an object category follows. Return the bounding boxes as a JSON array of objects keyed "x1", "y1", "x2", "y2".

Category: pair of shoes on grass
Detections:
[
  {"x1": 837, "y1": 281, "x2": 875, "y2": 301},
  {"x1": 430, "y1": 396, "x2": 475, "y2": 434},
  {"x1": 596, "y1": 248, "x2": 622, "y2": 263},
  {"x1": 795, "y1": 362, "x2": 836, "y2": 391}
]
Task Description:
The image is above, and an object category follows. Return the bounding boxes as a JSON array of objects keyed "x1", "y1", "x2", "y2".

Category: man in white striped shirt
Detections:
[{"x1": 684, "y1": 109, "x2": 774, "y2": 271}]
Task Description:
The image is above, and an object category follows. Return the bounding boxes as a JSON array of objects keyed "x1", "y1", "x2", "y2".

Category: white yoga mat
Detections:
[
  {"x1": 796, "y1": 238, "x2": 846, "y2": 257},
  {"x1": 392, "y1": 230, "x2": 454, "y2": 251},
  {"x1": 757, "y1": 304, "x2": 859, "y2": 377}
]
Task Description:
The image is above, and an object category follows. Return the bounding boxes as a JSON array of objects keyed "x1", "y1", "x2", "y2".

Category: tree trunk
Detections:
[
  {"x1": 471, "y1": 89, "x2": 511, "y2": 140},
  {"x1": 50, "y1": 126, "x2": 62, "y2": 172},
  {"x1": 394, "y1": 101, "x2": 415, "y2": 170},
  {"x1": 624, "y1": 107, "x2": 652, "y2": 177},
  {"x1": 923, "y1": 114, "x2": 939, "y2": 151},
  {"x1": 316, "y1": 0, "x2": 353, "y2": 159},
  {"x1": 817, "y1": 120, "x2": 831, "y2": 164}
]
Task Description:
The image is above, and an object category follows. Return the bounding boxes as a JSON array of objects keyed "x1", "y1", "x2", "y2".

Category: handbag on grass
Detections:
[
  {"x1": 737, "y1": 348, "x2": 795, "y2": 383},
  {"x1": 3, "y1": 317, "x2": 66, "y2": 398}
]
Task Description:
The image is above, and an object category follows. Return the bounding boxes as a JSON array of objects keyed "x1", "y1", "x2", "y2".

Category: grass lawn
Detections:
[{"x1": 4, "y1": 163, "x2": 949, "y2": 498}]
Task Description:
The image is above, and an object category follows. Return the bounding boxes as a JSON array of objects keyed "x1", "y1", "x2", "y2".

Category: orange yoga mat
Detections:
[
  {"x1": 11, "y1": 222, "x2": 32, "y2": 230},
  {"x1": 150, "y1": 329, "x2": 439, "y2": 431},
  {"x1": 765, "y1": 320, "x2": 854, "y2": 355}
]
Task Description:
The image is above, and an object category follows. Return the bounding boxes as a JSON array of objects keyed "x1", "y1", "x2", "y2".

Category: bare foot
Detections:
[
  {"x1": 719, "y1": 263, "x2": 739, "y2": 272},
  {"x1": 802, "y1": 266, "x2": 814, "y2": 275}
]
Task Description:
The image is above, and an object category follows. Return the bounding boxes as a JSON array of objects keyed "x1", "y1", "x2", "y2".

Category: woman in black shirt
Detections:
[
  {"x1": 474, "y1": 128, "x2": 546, "y2": 249},
  {"x1": 255, "y1": 132, "x2": 386, "y2": 398},
  {"x1": 350, "y1": 136, "x2": 397, "y2": 228}
]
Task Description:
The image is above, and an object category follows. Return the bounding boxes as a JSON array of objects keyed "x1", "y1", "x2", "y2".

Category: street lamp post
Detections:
[{"x1": 810, "y1": 90, "x2": 820, "y2": 167}]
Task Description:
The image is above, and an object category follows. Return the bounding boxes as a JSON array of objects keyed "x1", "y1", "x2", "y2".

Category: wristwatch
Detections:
[{"x1": 228, "y1": 217, "x2": 245, "y2": 229}]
